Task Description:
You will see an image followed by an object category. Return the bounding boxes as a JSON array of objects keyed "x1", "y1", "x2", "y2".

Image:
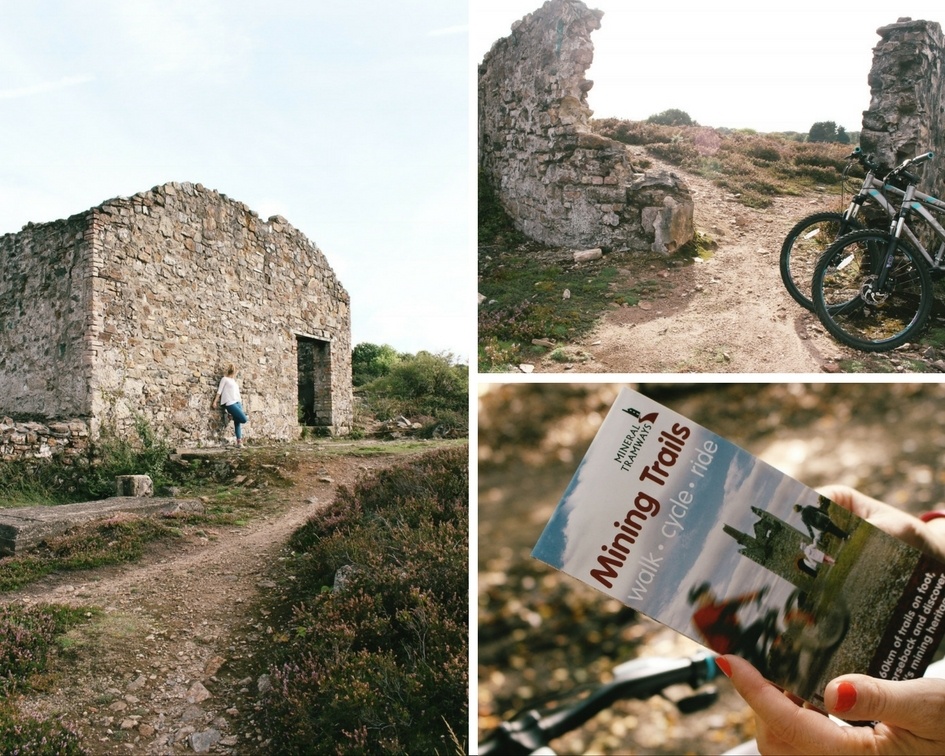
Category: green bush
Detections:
[
  {"x1": 352, "y1": 343, "x2": 402, "y2": 387},
  {"x1": 359, "y1": 351, "x2": 468, "y2": 432},
  {"x1": 261, "y1": 447, "x2": 468, "y2": 754},
  {"x1": 647, "y1": 108, "x2": 697, "y2": 127}
]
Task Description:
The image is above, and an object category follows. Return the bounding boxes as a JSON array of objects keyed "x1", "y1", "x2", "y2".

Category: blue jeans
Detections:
[{"x1": 224, "y1": 402, "x2": 249, "y2": 440}]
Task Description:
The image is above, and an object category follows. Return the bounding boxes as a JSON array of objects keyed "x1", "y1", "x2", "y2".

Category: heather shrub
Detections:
[
  {"x1": 0, "y1": 706, "x2": 85, "y2": 755},
  {"x1": 261, "y1": 446, "x2": 468, "y2": 754},
  {"x1": 0, "y1": 604, "x2": 89, "y2": 754},
  {"x1": 587, "y1": 117, "x2": 853, "y2": 208}
]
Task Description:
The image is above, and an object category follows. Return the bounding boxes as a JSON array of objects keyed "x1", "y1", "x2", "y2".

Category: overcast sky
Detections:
[
  {"x1": 472, "y1": 0, "x2": 944, "y2": 134},
  {"x1": 1, "y1": 0, "x2": 467, "y2": 358}
]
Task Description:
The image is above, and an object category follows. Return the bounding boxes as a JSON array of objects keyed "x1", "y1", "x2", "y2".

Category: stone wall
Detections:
[
  {"x1": 861, "y1": 18, "x2": 945, "y2": 197},
  {"x1": 0, "y1": 417, "x2": 89, "y2": 463},
  {"x1": 478, "y1": 0, "x2": 693, "y2": 253},
  {"x1": 0, "y1": 215, "x2": 95, "y2": 418},
  {"x1": 0, "y1": 182, "x2": 353, "y2": 446}
]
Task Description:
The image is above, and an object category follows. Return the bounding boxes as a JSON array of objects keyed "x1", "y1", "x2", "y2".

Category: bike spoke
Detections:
[
  {"x1": 781, "y1": 214, "x2": 856, "y2": 311},
  {"x1": 814, "y1": 230, "x2": 932, "y2": 350}
]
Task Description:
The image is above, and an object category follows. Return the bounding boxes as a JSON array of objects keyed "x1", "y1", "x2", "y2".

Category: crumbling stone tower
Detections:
[
  {"x1": 861, "y1": 18, "x2": 945, "y2": 196},
  {"x1": 0, "y1": 182, "x2": 353, "y2": 446},
  {"x1": 478, "y1": 0, "x2": 694, "y2": 254}
]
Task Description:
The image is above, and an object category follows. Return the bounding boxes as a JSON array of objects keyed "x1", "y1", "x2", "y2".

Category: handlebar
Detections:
[
  {"x1": 848, "y1": 147, "x2": 882, "y2": 173},
  {"x1": 883, "y1": 150, "x2": 935, "y2": 188},
  {"x1": 845, "y1": 148, "x2": 935, "y2": 183},
  {"x1": 478, "y1": 653, "x2": 719, "y2": 755}
]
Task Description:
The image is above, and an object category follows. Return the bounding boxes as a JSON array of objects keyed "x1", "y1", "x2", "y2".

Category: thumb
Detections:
[{"x1": 825, "y1": 674, "x2": 945, "y2": 737}]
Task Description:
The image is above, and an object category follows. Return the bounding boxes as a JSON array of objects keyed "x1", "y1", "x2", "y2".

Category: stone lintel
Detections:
[{"x1": 0, "y1": 497, "x2": 204, "y2": 556}]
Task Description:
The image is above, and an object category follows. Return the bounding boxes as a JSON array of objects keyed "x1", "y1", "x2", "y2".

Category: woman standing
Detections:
[{"x1": 212, "y1": 364, "x2": 249, "y2": 446}]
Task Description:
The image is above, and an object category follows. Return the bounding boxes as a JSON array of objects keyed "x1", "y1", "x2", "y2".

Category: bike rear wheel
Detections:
[
  {"x1": 780, "y1": 212, "x2": 863, "y2": 310},
  {"x1": 812, "y1": 229, "x2": 933, "y2": 351}
]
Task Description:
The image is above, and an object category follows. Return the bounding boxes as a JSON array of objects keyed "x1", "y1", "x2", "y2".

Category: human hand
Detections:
[
  {"x1": 719, "y1": 654, "x2": 945, "y2": 755},
  {"x1": 818, "y1": 485, "x2": 945, "y2": 562}
]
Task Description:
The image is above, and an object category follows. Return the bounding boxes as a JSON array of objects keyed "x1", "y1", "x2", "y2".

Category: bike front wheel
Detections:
[
  {"x1": 812, "y1": 230, "x2": 933, "y2": 351},
  {"x1": 780, "y1": 212, "x2": 863, "y2": 310}
]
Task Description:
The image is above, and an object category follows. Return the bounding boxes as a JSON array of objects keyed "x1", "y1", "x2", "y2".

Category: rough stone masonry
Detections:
[
  {"x1": 478, "y1": 0, "x2": 694, "y2": 254},
  {"x1": 0, "y1": 182, "x2": 353, "y2": 450},
  {"x1": 861, "y1": 17, "x2": 945, "y2": 198}
]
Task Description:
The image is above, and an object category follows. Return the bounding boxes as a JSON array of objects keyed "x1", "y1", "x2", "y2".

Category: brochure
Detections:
[{"x1": 532, "y1": 387, "x2": 945, "y2": 708}]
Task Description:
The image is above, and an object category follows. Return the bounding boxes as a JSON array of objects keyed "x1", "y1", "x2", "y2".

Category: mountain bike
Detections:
[
  {"x1": 811, "y1": 151, "x2": 945, "y2": 351},
  {"x1": 780, "y1": 148, "x2": 904, "y2": 311},
  {"x1": 477, "y1": 653, "x2": 720, "y2": 755}
]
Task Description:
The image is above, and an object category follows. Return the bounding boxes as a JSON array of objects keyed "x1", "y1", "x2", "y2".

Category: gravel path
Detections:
[
  {"x1": 536, "y1": 157, "x2": 857, "y2": 373},
  {"x1": 7, "y1": 450, "x2": 398, "y2": 754}
]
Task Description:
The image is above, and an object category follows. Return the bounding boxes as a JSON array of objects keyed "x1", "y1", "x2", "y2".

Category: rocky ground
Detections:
[{"x1": 6, "y1": 443, "x2": 418, "y2": 754}]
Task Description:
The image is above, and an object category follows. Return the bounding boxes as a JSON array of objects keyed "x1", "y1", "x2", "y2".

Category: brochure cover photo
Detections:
[{"x1": 532, "y1": 387, "x2": 945, "y2": 709}]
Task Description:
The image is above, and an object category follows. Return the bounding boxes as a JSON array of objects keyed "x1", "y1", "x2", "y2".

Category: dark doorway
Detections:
[{"x1": 296, "y1": 336, "x2": 332, "y2": 428}]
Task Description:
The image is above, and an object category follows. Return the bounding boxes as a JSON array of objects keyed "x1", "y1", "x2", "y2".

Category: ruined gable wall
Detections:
[
  {"x1": 0, "y1": 215, "x2": 96, "y2": 419},
  {"x1": 478, "y1": 0, "x2": 693, "y2": 253},
  {"x1": 87, "y1": 182, "x2": 353, "y2": 445},
  {"x1": 861, "y1": 18, "x2": 945, "y2": 197}
]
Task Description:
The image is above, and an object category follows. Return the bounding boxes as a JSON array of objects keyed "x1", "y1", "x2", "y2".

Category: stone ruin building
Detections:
[
  {"x1": 480, "y1": 5, "x2": 945, "y2": 255},
  {"x1": 478, "y1": 0, "x2": 694, "y2": 254},
  {"x1": 861, "y1": 17, "x2": 945, "y2": 198},
  {"x1": 0, "y1": 182, "x2": 353, "y2": 455}
]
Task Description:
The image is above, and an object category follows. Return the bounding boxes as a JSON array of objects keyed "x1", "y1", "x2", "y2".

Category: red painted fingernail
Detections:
[
  {"x1": 715, "y1": 656, "x2": 732, "y2": 677},
  {"x1": 834, "y1": 681, "x2": 857, "y2": 713}
]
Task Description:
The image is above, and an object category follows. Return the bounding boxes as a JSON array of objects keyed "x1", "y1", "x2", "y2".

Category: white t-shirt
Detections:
[{"x1": 217, "y1": 376, "x2": 241, "y2": 406}]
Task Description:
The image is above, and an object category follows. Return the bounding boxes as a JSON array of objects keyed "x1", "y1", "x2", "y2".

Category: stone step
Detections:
[{"x1": 0, "y1": 497, "x2": 204, "y2": 556}]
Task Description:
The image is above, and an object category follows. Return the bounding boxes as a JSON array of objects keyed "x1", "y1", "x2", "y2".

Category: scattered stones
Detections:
[
  {"x1": 127, "y1": 675, "x2": 147, "y2": 692},
  {"x1": 204, "y1": 655, "x2": 226, "y2": 676},
  {"x1": 573, "y1": 247, "x2": 603, "y2": 262},
  {"x1": 186, "y1": 681, "x2": 212, "y2": 704}
]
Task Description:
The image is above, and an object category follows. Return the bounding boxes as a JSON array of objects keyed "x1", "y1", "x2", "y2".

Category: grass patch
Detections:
[
  {"x1": 0, "y1": 514, "x2": 190, "y2": 592},
  {"x1": 478, "y1": 254, "x2": 623, "y2": 370},
  {"x1": 314, "y1": 438, "x2": 464, "y2": 457},
  {"x1": 679, "y1": 230, "x2": 718, "y2": 260},
  {"x1": 253, "y1": 446, "x2": 468, "y2": 754}
]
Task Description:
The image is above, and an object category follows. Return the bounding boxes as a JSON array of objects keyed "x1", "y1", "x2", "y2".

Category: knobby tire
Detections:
[
  {"x1": 812, "y1": 229, "x2": 933, "y2": 351},
  {"x1": 780, "y1": 212, "x2": 864, "y2": 310}
]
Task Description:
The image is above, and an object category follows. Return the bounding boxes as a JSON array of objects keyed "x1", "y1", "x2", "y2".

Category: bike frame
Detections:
[
  {"x1": 903, "y1": 190, "x2": 945, "y2": 268},
  {"x1": 869, "y1": 152, "x2": 939, "y2": 291}
]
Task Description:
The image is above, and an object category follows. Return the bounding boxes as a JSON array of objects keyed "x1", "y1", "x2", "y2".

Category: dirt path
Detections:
[
  {"x1": 538, "y1": 159, "x2": 856, "y2": 373},
  {"x1": 8, "y1": 449, "x2": 403, "y2": 754}
]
